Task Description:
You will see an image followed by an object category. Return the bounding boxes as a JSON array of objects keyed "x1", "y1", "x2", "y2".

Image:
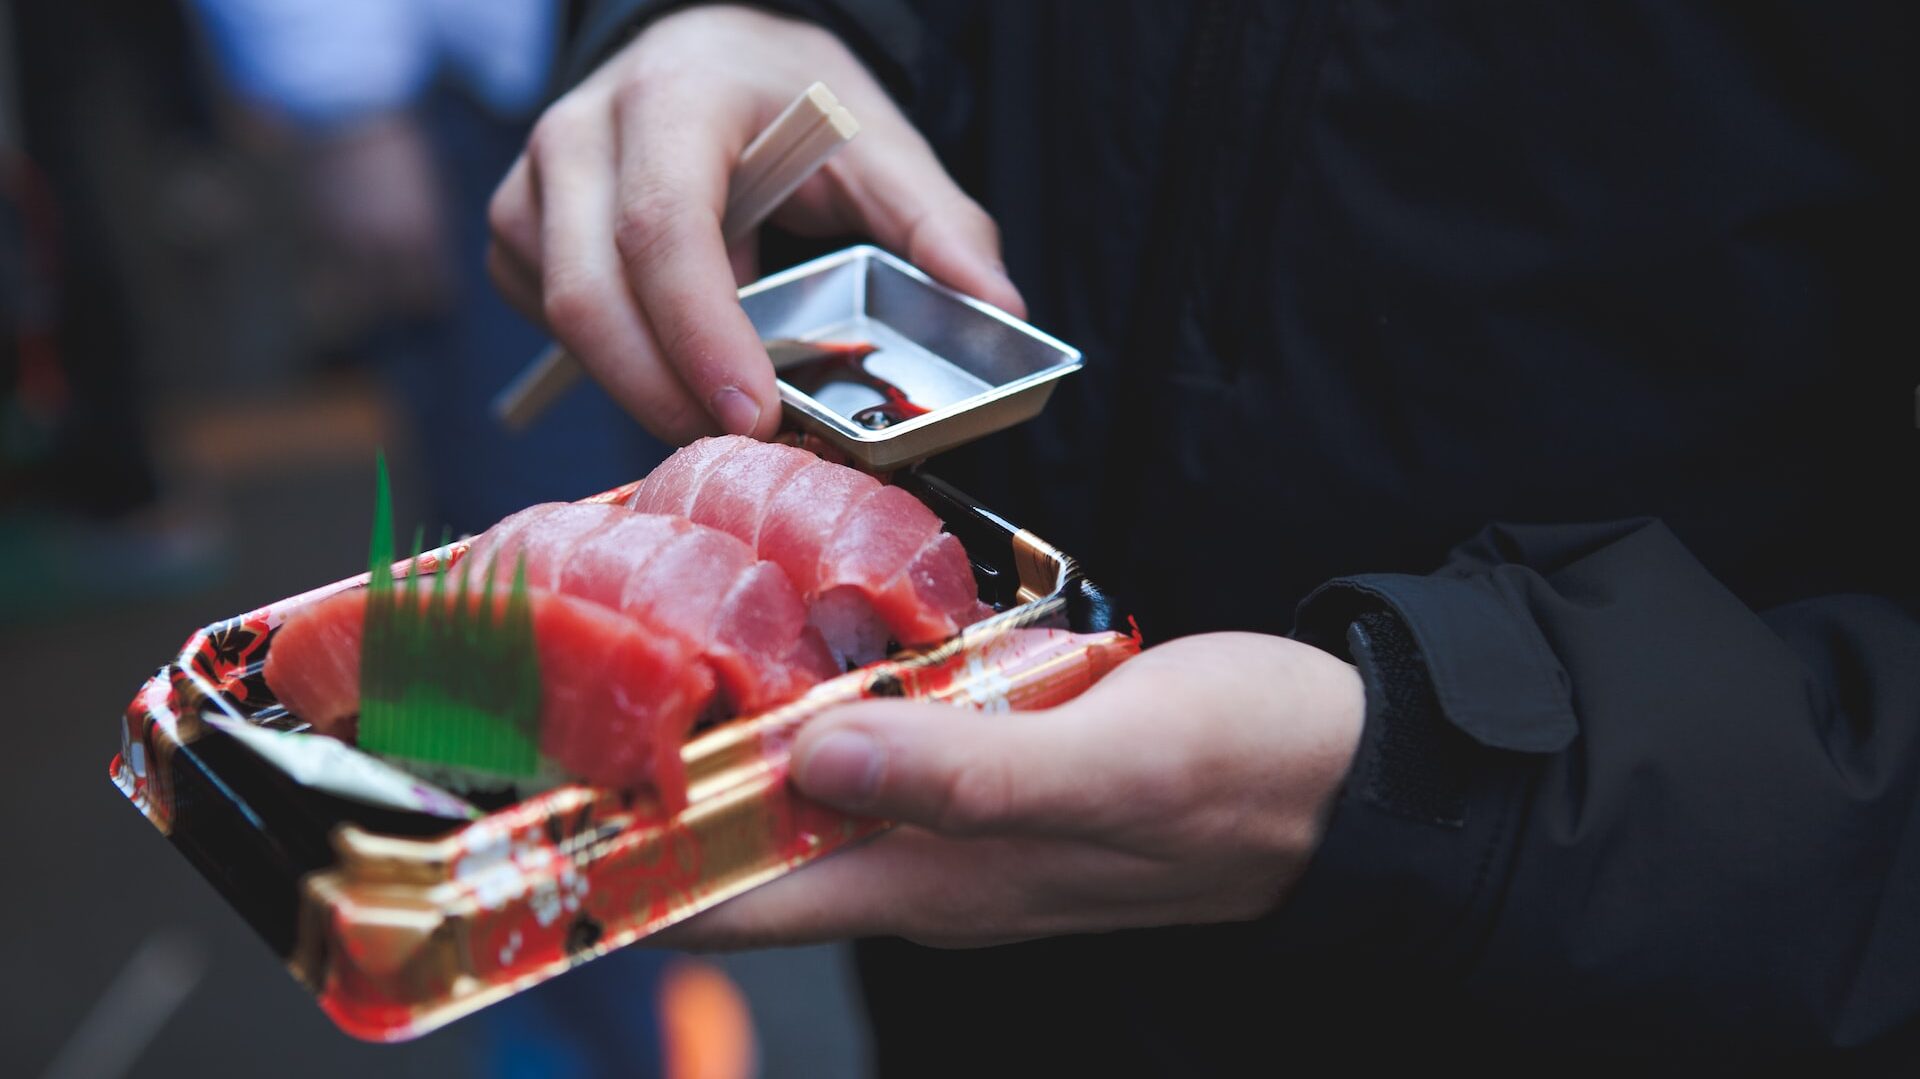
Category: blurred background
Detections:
[{"x1": 0, "y1": 1, "x2": 870, "y2": 1075}]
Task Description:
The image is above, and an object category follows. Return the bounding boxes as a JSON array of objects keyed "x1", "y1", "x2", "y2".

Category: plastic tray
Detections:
[{"x1": 110, "y1": 469, "x2": 1134, "y2": 1041}]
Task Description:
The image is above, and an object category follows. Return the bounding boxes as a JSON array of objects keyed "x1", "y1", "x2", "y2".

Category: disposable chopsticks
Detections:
[{"x1": 722, "y1": 83, "x2": 859, "y2": 240}]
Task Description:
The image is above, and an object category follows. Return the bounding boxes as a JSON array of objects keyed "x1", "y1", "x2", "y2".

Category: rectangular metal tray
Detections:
[
  {"x1": 744, "y1": 246, "x2": 1082, "y2": 471},
  {"x1": 110, "y1": 469, "x2": 1133, "y2": 1042}
]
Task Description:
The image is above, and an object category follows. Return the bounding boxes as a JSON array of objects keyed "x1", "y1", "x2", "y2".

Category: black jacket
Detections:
[{"x1": 570, "y1": 1, "x2": 1919, "y2": 1071}]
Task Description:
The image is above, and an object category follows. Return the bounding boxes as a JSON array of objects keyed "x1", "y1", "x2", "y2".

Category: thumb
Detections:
[{"x1": 790, "y1": 700, "x2": 1094, "y2": 836}]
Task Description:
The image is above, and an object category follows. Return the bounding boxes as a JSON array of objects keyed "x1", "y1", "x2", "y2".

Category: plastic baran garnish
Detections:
[{"x1": 356, "y1": 454, "x2": 543, "y2": 780}]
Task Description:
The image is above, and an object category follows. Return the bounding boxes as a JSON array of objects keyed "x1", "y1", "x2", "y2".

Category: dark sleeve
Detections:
[
  {"x1": 557, "y1": 0, "x2": 972, "y2": 143},
  {"x1": 1284, "y1": 517, "x2": 1920, "y2": 1060}
]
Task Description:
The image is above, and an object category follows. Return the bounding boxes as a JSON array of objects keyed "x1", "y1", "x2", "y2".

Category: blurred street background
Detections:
[{"x1": 0, "y1": 1, "x2": 869, "y2": 1075}]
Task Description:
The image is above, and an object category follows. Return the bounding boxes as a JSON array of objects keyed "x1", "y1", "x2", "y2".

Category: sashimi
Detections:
[
  {"x1": 818, "y1": 485, "x2": 943, "y2": 627},
  {"x1": 686, "y1": 441, "x2": 816, "y2": 549},
  {"x1": 647, "y1": 436, "x2": 989, "y2": 659},
  {"x1": 627, "y1": 436, "x2": 741, "y2": 517},
  {"x1": 887, "y1": 531, "x2": 997, "y2": 633},
  {"x1": 757, "y1": 459, "x2": 881, "y2": 595},
  {"x1": 556, "y1": 512, "x2": 692, "y2": 609},
  {"x1": 263, "y1": 585, "x2": 713, "y2": 804},
  {"x1": 462, "y1": 502, "x2": 626, "y2": 590},
  {"x1": 622, "y1": 527, "x2": 837, "y2": 709},
  {"x1": 511, "y1": 504, "x2": 628, "y2": 588},
  {"x1": 714, "y1": 562, "x2": 840, "y2": 704},
  {"x1": 620, "y1": 527, "x2": 750, "y2": 634},
  {"x1": 465, "y1": 501, "x2": 835, "y2": 713}
]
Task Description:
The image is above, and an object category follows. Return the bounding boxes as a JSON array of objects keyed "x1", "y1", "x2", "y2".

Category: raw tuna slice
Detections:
[
  {"x1": 263, "y1": 585, "x2": 713, "y2": 805},
  {"x1": 459, "y1": 502, "x2": 617, "y2": 589},
  {"x1": 687, "y1": 441, "x2": 816, "y2": 549},
  {"x1": 556, "y1": 513, "x2": 692, "y2": 609},
  {"x1": 648, "y1": 437, "x2": 988, "y2": 659},
  {"x1": 808, "y1": 485, "x2": 985, "y2": 647},
  {"x1": 464, "y1": 501, "x2": 834, "y2": 713},
  {"x1": 713, "y1": 562, "x2": 840, "y2": 704},
  {"x1": 819, "y1": 486, "x2": 942, "y2": 604},
  {"x1": 627, "y1": 435, "x2": 743, "y2": 517},
  {"x1": 756, "y1": 459, "x2": 882, "y2": 595},
  {"x1": 618, "y1": 524, "x2": 838, "y2": 712},
  {"x1": 882, "y1": 531, "x2": 996, "y2": 638}
]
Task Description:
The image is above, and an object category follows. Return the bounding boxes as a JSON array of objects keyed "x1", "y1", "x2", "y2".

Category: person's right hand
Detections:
[
  {"x1": 651, "y1": 632, "x2": 1366, "y2": 951},
  {"x1": 487, "y1": 3, "x2": 1025, "y2": 444}
]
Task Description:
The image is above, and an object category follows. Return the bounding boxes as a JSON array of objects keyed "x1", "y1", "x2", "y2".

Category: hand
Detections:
[
  {"x1": 655, "y1": 632, "x2": 1366, "y2": 950},
  {"x1": 487, "y1": 4, "x2": 1025, "y2": 443}
]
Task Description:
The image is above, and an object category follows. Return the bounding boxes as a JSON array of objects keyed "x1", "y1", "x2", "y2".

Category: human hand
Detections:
[
  {"x1": 655, "y1": 632, "x2": 1366, "y2": 950},
  {"x1": 487, "y1": 3, "x2": 1025, "y2": 443}
]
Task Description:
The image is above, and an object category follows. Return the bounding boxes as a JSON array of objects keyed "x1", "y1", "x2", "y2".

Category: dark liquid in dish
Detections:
[{"x1": 780, "y1": 343, "x2": 931, "y2": 429}]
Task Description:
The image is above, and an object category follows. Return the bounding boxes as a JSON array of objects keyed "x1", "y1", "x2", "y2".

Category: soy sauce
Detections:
[{"x1": 780, "y1": 342, "x2": 931, "y2": 429}]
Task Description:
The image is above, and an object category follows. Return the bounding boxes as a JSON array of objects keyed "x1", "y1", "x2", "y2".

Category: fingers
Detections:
[
  {"x1": 485, "y1": 241, "x2": 543, "y2": 325},
  {"x1": 486, "y1": 154, "x2": 543, "y2": 325},
  {"x1": 487, "y1": 155, "x2": 539, "y2": 272},
  {"x1": 788, "y1": 638, "x2": 1355, "y2": 843},
  {"x1": 651, "y1": 635, "x2": 1369, "y2": 952},
  {"x1": 487, "y1": 6, "x2": 1030, "y2": 441},
  {"x1": 530, "y1": 101, "x2": 710, "y2": 442},
  {"x1": 789, "y1": 701, "x2": 1112, "y2": 837},
  {"x1": 612, "y1": 81, "x2": 780, "y2": 438},
  {"x1": 646, "y1": 828, "x2": 983, "y2": 950},
  {"x1": 647, "y1": 828, "x2": 1124, "y2": 951}
]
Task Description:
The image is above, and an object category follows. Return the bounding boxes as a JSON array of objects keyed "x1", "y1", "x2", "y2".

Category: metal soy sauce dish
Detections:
[{"x1": 743, "y1": 245, "x2": 1083, "y2": 472}]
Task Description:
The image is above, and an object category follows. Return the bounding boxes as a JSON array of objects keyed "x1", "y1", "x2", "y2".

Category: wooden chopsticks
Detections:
[
  {"x1": 723, "y1": 83, "x2": 859, "y2": 240},
  {"x1": 492, "y1": 82, "x2": 860, "y2": 432}
]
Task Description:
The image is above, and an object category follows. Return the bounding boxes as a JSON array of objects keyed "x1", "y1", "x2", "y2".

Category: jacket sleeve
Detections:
[
  {"x1": 1285, "y1": 517, "x2": 1920, "y2": 1058},
  {"x1": 558, "y1": 0, "x2": 972, "y2": 144}
]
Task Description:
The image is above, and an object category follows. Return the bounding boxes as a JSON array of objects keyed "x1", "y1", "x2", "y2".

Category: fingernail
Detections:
[
  {"x1": 800, "y1": 730, "x2": 881, "y2": 808},
  {"x1": 709, "y1": 387, "x2": 762, "y2": 436}
]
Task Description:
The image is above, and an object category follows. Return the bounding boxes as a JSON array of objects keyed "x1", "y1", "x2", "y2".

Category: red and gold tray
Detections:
[{"x1": 110, "y1": 468, "x2": 1136, "y2": 1041}]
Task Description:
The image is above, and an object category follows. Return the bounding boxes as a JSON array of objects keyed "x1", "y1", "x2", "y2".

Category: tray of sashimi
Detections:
[{"x1": 110, "y1": 434, "x2": 1139, "y2": 1041}]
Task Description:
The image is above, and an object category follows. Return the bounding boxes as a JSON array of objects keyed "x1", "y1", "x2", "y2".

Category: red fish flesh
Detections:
[
  {"x1": 263, "y1": 586, "x2": 712, "y2": 802},
  {"x1": 630, "y1": 436, "x2": 988, "y2": 662},
  {"x1": 463, "y1": 502, "x2": 837, "y2": 713}
]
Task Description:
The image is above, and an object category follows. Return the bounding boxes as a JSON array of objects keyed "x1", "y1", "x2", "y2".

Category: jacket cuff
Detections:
[
  {"x1": 1274, "y1": 580, "x2": 1569, "y2": 972},
  {"x1": 1296, "y1": 574, "x2": 1577, "y2": 753}
]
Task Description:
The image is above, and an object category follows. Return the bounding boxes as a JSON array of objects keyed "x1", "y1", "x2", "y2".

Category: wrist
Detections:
[
  {"x1": 1342, "y1": 612, "x2": 1477, "y2": 826},
  {"x1": 1266, "y1": 601, "x2": 1542, "y2": 974},
  {"x1": 1301, "y1": 651, "x2": 1367, "y2": 836}
]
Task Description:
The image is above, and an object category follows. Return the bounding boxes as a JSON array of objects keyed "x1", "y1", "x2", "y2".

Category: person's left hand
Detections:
[{"x1": 655, "y1": 632, "x2": 1366, "y2": 950}]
